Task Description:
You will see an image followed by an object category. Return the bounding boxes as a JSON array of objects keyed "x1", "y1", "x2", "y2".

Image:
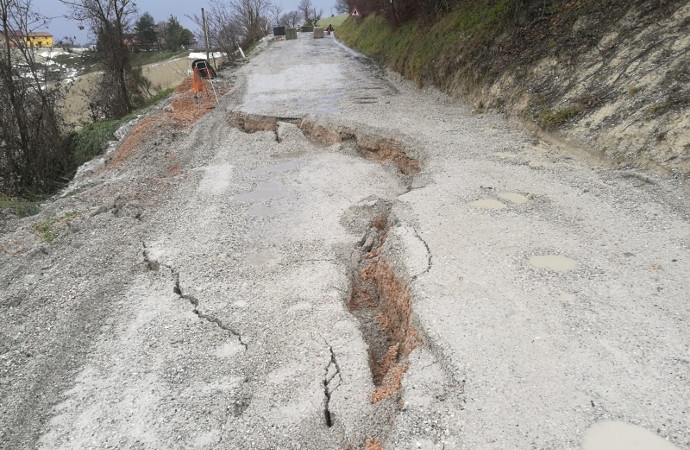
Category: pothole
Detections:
[
  {"x1": 529, "y1": 254, "x2": 578, "y2": 272},
  {"x1": 498, "y1": 192, "x2": 529, "y2": 204},
  {"x1": 470, "y1": 198, "x2": 506, "y2": 209},
  {"x1": 583, "y1": 421, "x2": 681, "y2": 450},
  {"x1": 270, "y1": 150, "x2": 307, "y2": 159}
]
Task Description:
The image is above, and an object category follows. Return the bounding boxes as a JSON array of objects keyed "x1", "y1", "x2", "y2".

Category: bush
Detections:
[
  {"x1": 68, "y1": 120, "x2": 120, "y2": 167},
  {"x1": 0, "y1": 84, "x2": 73, "y2": 196},
  {"x1": 0, "y1": 195, "x2": 41, "y2": 217},
  {"x1": 539, "y1": 107, "x2": 583, "y2": 130},
  {"x1": 69, "y1": 87, "x2": 174, "y2": 169}
]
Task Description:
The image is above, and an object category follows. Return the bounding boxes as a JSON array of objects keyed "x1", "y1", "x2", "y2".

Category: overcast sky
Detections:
[{"x1": 33, "y1": 0, "x2": 339, "y2": 45}]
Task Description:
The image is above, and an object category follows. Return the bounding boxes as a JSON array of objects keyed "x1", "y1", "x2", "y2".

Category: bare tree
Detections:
[
  {"x1": 230, "y1": 0, "x2": 271, "y2": 45},
  {"x1": 335, "y1": 0, "x2": 349, "y2": 14},
  {"x1": 298, "y1": 0, "x2": 313, "y2": 24},
  {"x1": 297, "y1": 0, "x2": 322, "y2": 26},
  {"x1": 278, "y1": 10, "x2": 301, "y2": 28},
  {"x1": 313, "y1": 7, "x2": 323, "y2": 24},
  {"x1": 190, "y1": 0, "x2": 241, "y2": 57},
  {"x1": 191, "y1": 0, "x2": 272, "y2": 57},
  {"x1": 0, "y1": 0, "x2": 71, "y2": 194},
  {"x1": 268, "y1": 1, "x2": 283, "y2": 26},
  {"x1": 60, "y1": 0, "x2": 144, "y2": 119}
]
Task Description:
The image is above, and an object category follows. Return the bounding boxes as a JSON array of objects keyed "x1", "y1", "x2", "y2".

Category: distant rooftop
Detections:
[{"x1": 3, "y1": 30, "x2": 53, "y2": 37}]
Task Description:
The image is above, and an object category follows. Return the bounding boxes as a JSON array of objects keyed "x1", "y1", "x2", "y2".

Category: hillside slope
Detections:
[{"x1": 337, "y1": 0, "x2": 690, "y2": 175}]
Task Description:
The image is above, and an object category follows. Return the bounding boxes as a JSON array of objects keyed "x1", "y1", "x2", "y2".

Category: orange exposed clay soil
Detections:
[
  {"x1": 100, "y1": 76, "x2": 227, "y2": 172},
  {"x1": 364, "y1": 438, "x2": 384, "y2": 450},
  {"x1": 357, "y1": 139, "x2": 420, "y2": 176},
  {"x1": 169, "y1": 76, "x2": 226, "y2": 128},
  {"x1": 349, "y1": 215, "x2": 422, "y2": 404},
  {"x1": 361, "y1": 258, "x2": 421, "y2": 403}
]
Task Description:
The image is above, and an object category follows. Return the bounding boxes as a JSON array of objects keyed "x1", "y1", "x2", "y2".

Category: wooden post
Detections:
[{"x1": 202, "y1": 8, "x2": 210, "y2": 62}]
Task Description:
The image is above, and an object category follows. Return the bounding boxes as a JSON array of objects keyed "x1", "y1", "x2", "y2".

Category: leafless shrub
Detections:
[
  {"x1": 278, "y1": 10, "x2": 302, "y2": 28},
  {"x1": 0, "y1": 0, "x2": 72, "y2": 195},
  {"x1": 61, "y1": 0, "x2": 146, "y2": 119},
  {"x1": 191, "y1": 0, "x2": 271, "y2": 55}
]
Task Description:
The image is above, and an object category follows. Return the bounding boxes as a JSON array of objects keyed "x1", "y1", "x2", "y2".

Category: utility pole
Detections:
[{"x1": 201, "y1": 8, "x2": 210, "y2": 62}]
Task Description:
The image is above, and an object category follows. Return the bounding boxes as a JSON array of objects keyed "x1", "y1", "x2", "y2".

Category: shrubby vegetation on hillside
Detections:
[{"x1": 1, "y1": 0, "x2": 73, "y2": 196}]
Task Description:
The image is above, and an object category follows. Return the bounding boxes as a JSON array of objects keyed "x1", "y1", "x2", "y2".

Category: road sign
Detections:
[{"x1": 350, "y1": 6, "x2": 361, "y2": 17}]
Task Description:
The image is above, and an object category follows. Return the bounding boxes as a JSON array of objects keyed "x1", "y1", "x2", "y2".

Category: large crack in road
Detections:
[
  {"x1": 227, "y1": 111, "x2": 448, "y2": 445},
  {"x1": 2, "y1": 32, "x2": 688, "y2": 450}
]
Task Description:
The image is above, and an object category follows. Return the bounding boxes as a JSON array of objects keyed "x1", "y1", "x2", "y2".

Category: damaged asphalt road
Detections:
[{"x1": 1, "y1": 33, "x2": 689, "y2": 449}]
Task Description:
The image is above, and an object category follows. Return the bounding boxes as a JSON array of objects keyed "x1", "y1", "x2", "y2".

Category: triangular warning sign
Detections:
[{"x1": 350, "y1": 6, "x2": 361, "y2": 17}]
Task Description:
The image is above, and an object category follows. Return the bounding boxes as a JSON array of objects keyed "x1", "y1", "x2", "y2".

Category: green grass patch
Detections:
[
  {"x1": 317, "y1": 14, "x2": 349, "y2": 28},
  {"x1": 336, "y1": 1, "x2": 515, "y2": 88},
  {"x1": 68, "y1": 87, "x2": 174, "y2": 168},
  {"x1": 52, "y1": 50, "x2": 188, "y2": 76},
  {"x1": 539, "y1": 106, "x2": 583, "y2": 130},
  {"x1": 0, "y1": 195, "x2": 41, "y2": 217},
  {"x1": 69, "y1": 120, "x2": 120, "y2": 167},
  {"x1": 33, "y1": 211, "x2": 81, "y2": 242},
  {"x1": 130, "y1": 50, "x2": 189, "y2": 67},
  {"x1": 52, "y1": 51, "x2": 98, "y2": 73},
  {"x1": 146, "y1": 87, "x2": 175, "y2": 105},
  {"x1": 337, "y1": 15, "x2": 418, "y2": 72}
]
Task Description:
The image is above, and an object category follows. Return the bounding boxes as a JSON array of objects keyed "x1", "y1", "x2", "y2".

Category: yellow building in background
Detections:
[
  {"x1": 0, "y1": 31, "x2": 54, "y2": 48},
  {"x1": 23, "y1": 32, "x2": 53, "y2": 48}
]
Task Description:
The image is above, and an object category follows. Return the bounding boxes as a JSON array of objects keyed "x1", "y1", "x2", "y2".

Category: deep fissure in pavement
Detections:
[
  {"x1": 228, "y1": 111, "x2": 300, "y2": 143},
  {"x1": 348, "y1": 215, "x2": 422, "y2": 403},
  {"x1": 412, "y1": 228, "x2": 433, "y2": 280},
  {"x1": 220, "y1": 112, "x2": 424, "y2": 445},
  {"x1": 227, "y1": 111, "x2": 420, "y2": 176}
]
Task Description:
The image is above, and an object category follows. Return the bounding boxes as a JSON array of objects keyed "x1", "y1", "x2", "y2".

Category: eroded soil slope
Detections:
[{"x1": 483, "y1": 1, "x2": 690, "y2": 175}]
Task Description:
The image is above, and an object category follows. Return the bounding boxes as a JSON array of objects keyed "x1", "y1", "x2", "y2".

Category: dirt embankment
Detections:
[
  {"x1": 60, "y1": 57, "x2": 195, "y2": 125},
  {"x1": 480, "y1": 1, "x2": 690, "y2": 175}
]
